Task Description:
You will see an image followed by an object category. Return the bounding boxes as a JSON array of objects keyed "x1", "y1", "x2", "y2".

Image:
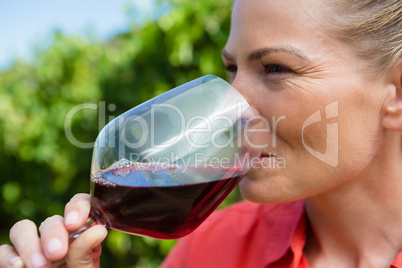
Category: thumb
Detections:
[{"x1": 66, "y1": 225, "x2": 107, "y2": 268}]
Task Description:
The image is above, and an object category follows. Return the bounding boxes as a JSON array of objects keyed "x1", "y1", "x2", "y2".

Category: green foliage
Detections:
[{"x1": 0, "y1": 0, "x2": 235, "y2": 267}]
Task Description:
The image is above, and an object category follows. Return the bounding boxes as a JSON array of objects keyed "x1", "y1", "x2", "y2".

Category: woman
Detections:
[{"x1": 1, "y1": 0, "x2": 401, "y2": 267}]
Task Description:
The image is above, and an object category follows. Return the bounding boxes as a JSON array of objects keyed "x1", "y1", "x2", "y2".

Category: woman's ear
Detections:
[{"x1": 382, "y1": 58, "x2": 402, "y2": 131}]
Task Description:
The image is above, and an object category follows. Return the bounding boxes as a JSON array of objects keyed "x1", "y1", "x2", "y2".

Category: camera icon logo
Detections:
[{"x1": 302, "y1": 101, "x2": 339, "y2": 167}]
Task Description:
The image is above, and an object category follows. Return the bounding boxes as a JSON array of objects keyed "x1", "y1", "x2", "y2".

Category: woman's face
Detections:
[{"x1": 224, "y1": 0, "x2": 390, "y2": 203}]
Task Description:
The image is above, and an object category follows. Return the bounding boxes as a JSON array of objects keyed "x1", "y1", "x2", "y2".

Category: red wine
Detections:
[{"x1": 90, "y1": 164, "x2": 244, "y2": 239}]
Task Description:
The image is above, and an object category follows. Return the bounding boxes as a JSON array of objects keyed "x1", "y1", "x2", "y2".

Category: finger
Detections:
[
  {"x1": 10, "y1": 220, "x2": 49, "y2": 268},
  {"x1": 39, "y1": 216, "x2": 68, "y2": 262},
  {"x1": 66, "y1": 225, "x2": 107, "y2": 268},
  {"x1": 91, "y1": 244, "x2": 102, "y2": 268},
  {"x1": 0, "y1": 245, "x2": 24, "y2": 268},
  {"x1": 64, "y1": 194, "x2": 91, "y2": 231}
]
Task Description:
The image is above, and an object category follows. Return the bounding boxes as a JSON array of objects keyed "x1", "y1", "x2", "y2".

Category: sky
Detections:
[{"x1": 0, "y1": 0, "x2": 155, "y2": 70}]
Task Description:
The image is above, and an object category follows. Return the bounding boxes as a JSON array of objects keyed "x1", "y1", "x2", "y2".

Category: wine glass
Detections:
[{"x1": 70, "y1": 75, "x2": 260, "y2": 241}]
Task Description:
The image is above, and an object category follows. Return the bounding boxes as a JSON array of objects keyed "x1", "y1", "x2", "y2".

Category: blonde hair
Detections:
[{"x1": 331, "y1": 0, "x2": 402, "y2": 74}]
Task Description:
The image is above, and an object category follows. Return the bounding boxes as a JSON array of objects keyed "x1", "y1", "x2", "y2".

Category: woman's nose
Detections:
[{"x1": 230, "y1": 75, "x2": 259, "y2": 116}]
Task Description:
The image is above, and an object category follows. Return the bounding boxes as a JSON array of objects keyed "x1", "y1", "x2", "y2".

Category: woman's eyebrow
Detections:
[
  {"x1": 221, "y1": 46, "x2": 310, "y2": 62},
  {"x1": 221, "y1": 49, "x2": 235, "y2": 61},
  {"x1": 248, "y1": 46, "x2": 310, "y2": 61}
]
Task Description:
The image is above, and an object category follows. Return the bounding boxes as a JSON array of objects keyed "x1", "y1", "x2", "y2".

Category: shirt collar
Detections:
[
  {"x1": 261, "y1": 200, "x2": 306, "y2": 267},
  {"x1": 271, "y1": 202, "x2": 402, "y2": 268},
  {"x1": 290, "y1": 212, "x2": 307, "y2": 267}
]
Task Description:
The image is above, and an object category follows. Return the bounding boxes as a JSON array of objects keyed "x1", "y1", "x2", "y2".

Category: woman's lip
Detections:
[{"x1": 260, "y1": 153, "x2": 276, "y2": 158}]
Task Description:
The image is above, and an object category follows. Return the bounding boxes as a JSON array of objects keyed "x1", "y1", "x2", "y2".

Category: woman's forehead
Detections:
[
  {"x1": 231, "y1": 0, "x2": 328, "y2": 30},
  {"x1": 226, "y1": 0, "x2": 334, "y2": 55}
]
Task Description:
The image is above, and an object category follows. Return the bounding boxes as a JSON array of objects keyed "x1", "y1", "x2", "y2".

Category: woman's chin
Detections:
[{"x1": 239, "y1": 174, "x2": 300, "y2": 204}]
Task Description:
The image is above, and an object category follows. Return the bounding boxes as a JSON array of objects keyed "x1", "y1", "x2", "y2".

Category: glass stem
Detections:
[{"x1": 68, "y1": 217, "x2": 97, "y2": 243}]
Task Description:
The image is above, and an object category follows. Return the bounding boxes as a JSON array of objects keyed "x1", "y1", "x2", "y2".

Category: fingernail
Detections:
[
  {"x1": 8, "y1": 256, "x2": 24, "y2": 268},
  {"x1": 30, "y1": 253, "x2": 48, "y2": 268},
  {"x1": 65, "y1": 211, "x2": 79, "y2": 226},
  {"x1": 46, "y1": 237, "x2": 62, "y2": 254}
]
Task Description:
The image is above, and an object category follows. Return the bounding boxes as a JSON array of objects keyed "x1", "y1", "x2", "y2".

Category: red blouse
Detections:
[{"x1": 161, "y1": 200, "x2": 402, "y2": 268}]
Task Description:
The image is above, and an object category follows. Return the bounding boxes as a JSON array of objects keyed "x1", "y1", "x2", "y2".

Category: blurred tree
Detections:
[{"x1": 0, "y1": 0, "x2": 235, "y2": 267}]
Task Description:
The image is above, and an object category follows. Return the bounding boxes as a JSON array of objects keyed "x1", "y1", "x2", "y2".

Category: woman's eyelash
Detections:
[
  {"x1": 262, "y1": 64, "x2": 293, "y2": 74},
  {"x1": 223, "y1": 64, "x2": 237, "y2": 73},
  {"x1": 223, "y1": 63, "x2": 293, "y2": 75}
]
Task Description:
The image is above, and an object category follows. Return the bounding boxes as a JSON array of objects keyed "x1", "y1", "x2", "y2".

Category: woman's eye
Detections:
[
  {"x1": 223, "y1": 64, "x2": 238, "y2": 74},
  {"x1": 263, "y1": 64, "x2": 292, "y2": 75},
  {"x1": 223, "y1": 64, "x2": 237, "y2": 81}
]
